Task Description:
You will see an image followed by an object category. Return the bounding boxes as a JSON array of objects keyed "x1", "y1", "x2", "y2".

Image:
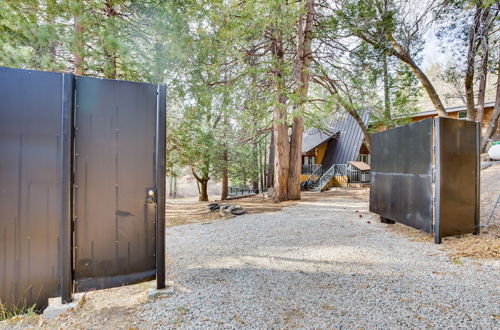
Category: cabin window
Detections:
[
  {"x1": 302, "y1": 155, "x2": 316, "y2": 165},
  {"x1": 458, "y1": 111, "x2": 467, "y2": 119},
  {"x1": 357, "y1": 153, "x2": 370, "y2": 164}
]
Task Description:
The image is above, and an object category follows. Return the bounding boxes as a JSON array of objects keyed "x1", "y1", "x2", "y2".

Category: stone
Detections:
[{"x1": 43, "y1": 293, "x2": 86, "y2": 319}]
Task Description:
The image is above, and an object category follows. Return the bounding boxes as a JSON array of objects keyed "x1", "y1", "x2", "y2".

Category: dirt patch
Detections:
[
  {"x1": 386, "y1": 223, "x2": 500, "y2": 260},
  {"x1": 0, "y1": 281, "x2": 151, "y2": 329},
  {"x1": 166, "y1": 188, "x2": 369, "y2": 227}
]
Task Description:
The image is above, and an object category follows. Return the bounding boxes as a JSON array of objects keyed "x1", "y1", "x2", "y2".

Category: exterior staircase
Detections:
[{"x1": 306, "y1": 164, "x2": 347, "y2": 191}]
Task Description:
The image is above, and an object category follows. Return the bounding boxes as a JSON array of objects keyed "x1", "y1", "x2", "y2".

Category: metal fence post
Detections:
[
  {"x1": 60, "y1": 73, "x2": 74, "y2": 303},
  {"x1": 155, "y1": 84, "x2": 167, "y2": 290}
]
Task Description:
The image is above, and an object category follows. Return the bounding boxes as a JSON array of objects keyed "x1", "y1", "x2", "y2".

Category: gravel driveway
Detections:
[{"x1": 140, "y1": 194, "x2": 500, "y2": 329}]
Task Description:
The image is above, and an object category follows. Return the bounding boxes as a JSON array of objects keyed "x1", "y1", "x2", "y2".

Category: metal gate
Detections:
[
  {"x1": 0, "y1": 67, "x2": 166, "y2": 309},
  {"x1": 72, "y1": 76, "x2": 165, "y2": 293}
]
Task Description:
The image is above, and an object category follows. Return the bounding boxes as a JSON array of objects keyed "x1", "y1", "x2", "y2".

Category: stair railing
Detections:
[
  {"x1": 305, "y1": 164, "x2": 323, "y2": 190},
  {"x1": 318, "y1": 164, "x2": 347, "y2": 190}
]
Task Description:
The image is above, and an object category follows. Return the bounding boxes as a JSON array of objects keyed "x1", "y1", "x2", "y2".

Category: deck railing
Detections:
[
  {"x1": 347, "y1": 166, "x2": 371, "y2": 183},
  {"x1": 228, "y1": 186, "x2": 260, "y2": 196}
]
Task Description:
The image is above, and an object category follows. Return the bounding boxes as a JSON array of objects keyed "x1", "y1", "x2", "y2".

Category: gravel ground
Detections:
[{"x1": 139, "y1": 195, "x2": 500, "y2": 329}]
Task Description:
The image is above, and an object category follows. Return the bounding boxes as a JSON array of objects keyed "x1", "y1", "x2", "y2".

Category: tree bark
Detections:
[
  {"x1": 475, "y1": 5, "x2": 491, "y2": 128},
  {"x1": 252, "y1": 142, "x2": 259, "y2": 191},
  {"x1": 221, "y1": 148, "x2": 228, "y2": 200},
  {"x1": 73, "y1": 0, "x2": 84, "y2": 75},
  {"x1": 465, "y1": 4, "x2": 483, "y2": 120},
  {"x1": 192, "y1": 168, "x2": 209, "y2": 202},
  {"x1": 288, "y1": 0, "x2": 314, "y2": 200},
  {"x1": 481, "y1": 59, "x2": 500, "y2": 152},
  {"x1": 104, "y1": 0, "x2": 118, "y2": 79},
  {"x1": 270, "y1": 31, "x2": 289, "y2": 202},
  {"x1": 199, "y1": 179, "x2": 209, "y2": 202},
  {"x1": 383, "y1": 53, "x2": 391, "y2": 123},
  {"x1": 46, "y1": 0, "x2": 57, "y2": 67},
  {"x1": 475, "y1": 35, "x2": 488, "y2": 128},
  {"x1": 267, "y1": 131, "x2": 274, "y2": 188},
  {"x1": 221, "y1": 112, "x2": 229, "y2": 200}
]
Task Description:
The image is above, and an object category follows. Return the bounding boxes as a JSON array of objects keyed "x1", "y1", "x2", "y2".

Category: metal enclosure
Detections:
[
  {"x1": 370, "y1": 117, "x2": 479, "y2": 243},
  {"x1": 0, "y1": 67, "x2": 166, "y2": 310}
]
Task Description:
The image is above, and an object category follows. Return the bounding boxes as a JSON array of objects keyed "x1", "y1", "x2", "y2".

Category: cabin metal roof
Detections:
[{"x1": 302, "y1": 110, "x2": 370, "y2": 165}]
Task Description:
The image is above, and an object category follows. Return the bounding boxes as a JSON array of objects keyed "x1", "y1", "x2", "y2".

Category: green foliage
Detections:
[
  {"x1": 2, "y1": 0, "x2": 486, "y2": 196},
  {"x1": 0, "y1": 301, "x2": 37, "y2": 321}
]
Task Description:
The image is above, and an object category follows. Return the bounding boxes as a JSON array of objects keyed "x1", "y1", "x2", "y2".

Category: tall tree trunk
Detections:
[
  {"x1": 383, "y1": 53, "x2": 391, "y2": 123},
  {"x1": 475, "y1": 5, "x2": 491, "y2": 127},
  {"x1": 258, "y1": 141, "x2": 265, "y2": 193},
  {"x1": 252, "y1": 142, "x2": 259, "y2": 191},
  {"x1": 267, "y1": 131, "x2": 274, "y2": 188},
  {"x1": 465, "y1": 4, "x2": 483, "y2": 120},
  {"x1": 104, "y1": 0, "x2": 118, "y2": 79},
  {"x1": 199, "y1": 179, "x2": 209, "y2": 202},
  {"x1": 221, "y1": 148, "x2": 228, "y2": 200},
  {"x1": 73, "y1": 0, "x2": 84, "y2": 75},
  {"x1": 46, "y1": 0, "x2": 57, "y2": 67},
  {"x1": 221, "y1": 112, "x2": 229, "y2": 200},
  {"x1": 270, "y1": 32, "x2": 289, "y2": 202},
  {"x1": 173, "y1": 175, "x2": 177, "y2": 198},
  {"x1": 481, "y1": 59, "x2": 500, "y2": 152},
  {"x1": 476, "y1": 36, "x2": 488, "y2": 128},
  {"x1": 288, "y1": 0, "x2": 314, "y2": 200}
]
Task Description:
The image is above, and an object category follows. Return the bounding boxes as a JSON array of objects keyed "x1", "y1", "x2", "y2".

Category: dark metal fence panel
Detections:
[
  {"x1": 436, "y1": 118, "x2": 479, "y2": 240},
  {"x1": 73, "y1": 77, "x2": 159, "y2": 291},
  {"x1": 0, "y1": 67, "x2": 73, "y2": 308},
  {"x1": 369, "y1": 119, "x2": 434, "y2": 233}
]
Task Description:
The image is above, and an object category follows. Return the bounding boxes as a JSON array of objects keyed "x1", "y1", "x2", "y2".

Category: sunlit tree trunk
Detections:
[
  {"x1": 481, "y1": 58, "x2": 500, "y2": 152},
  {"x1": 270, "y1": 31, "x2": 289, "y2": 202},
  {"x1": 104, "y1": 0, "x2": 118, "y2": 79},
  {"x1": 267, "y1": 131, "x2": 274, "y2": 188},
  {"x1": 73, "y1": 0, "x2": 84, "y2": 75},
  {"x1": 288, "y1": 0, "x2": 314, "y2": 200}
]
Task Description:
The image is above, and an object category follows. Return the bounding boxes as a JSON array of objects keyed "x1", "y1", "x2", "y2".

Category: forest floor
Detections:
[{"x1": 1, "y1": 165, "x2": 499, "y2": 329}]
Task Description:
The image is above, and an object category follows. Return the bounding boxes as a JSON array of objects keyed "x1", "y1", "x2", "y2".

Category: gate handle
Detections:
[{"x1": 146, "y1": 188, "x2": 157, "y2": 204}]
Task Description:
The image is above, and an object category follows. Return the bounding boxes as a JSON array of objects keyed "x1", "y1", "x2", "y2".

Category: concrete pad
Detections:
[
  {"x1": 146, "y1": 281, "x2": 175, "y2": 300},
  {"x1": 43, "y1": 293, "x2": 86, "y2": 319}
]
